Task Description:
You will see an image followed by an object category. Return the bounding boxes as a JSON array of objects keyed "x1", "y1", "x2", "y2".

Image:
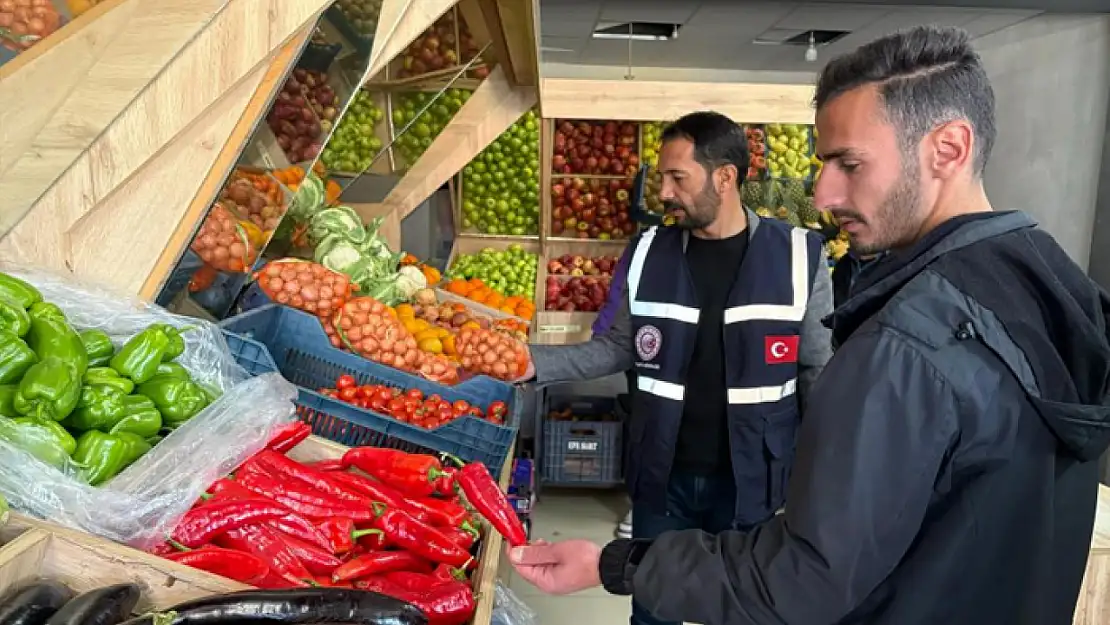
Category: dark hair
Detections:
[
  {"x1": 660, "y1": 111, "x2": 749, "y2": 180},
  {"x1": 814, "y1": 25, "x2": 996, "y2": 175}
]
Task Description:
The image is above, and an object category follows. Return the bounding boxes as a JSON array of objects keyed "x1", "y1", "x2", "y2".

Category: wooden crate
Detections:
[
  {"x1": 0, "y1": 435, "x2": 510, "y2": 625},
  {"x1": 532, "y1": 238, "x2": 627, "y2": 346}
]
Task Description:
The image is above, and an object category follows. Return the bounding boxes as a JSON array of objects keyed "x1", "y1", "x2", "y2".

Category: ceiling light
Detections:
[
  {"x1": 805, "y1": 32, "x2": 818, "y2": 62},
  {"x1": 592, "y1": 32, "x2": 669, "y2": 41}
]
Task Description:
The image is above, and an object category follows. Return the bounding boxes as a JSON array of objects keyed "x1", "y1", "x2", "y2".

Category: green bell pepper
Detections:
[
  {"x1": 108, "y1": 395, "x2": 162, "y2": 439},
  {"x1": 13, "y1": 357, "x2": 81, "y2": 421},
  {"x1": 0, "y1": 330, "x2": 37, "y2": 385},
  {"x1": 154, "y1": 362, "x2": 190, "y2": 380},
  {"x1": 137, "y1": 375, "x2": 210, "y2": 426},
  {"x1": 150, "y1": 324, "x2": 190, "y2": 362},
  {"x1": 26, "y1": 303, "x2": 88, "y2": 378},
  {"x1": 0, "y1": 273, "x2": 42, "y2": 310},
  {"x1": 115, "y1": 431, "x2": 152, "y2": 467},
  {"x1": 73, "y1": 430, "x2": 129, "y2": 486},
  {"x1": 0, "y1": 385, "x2": 16, "y2": 416},
  {"x1": 83, "y1": 367, "x2": 135, "y2": 395},
  {"x1": 110, "y1": 327, "x2": 170, "y2": 384},
  {"x1": 0, "y1": 415, "x2": 77, "y2": 468},
  {"x1": 80, "y1": 330, "x2": 114, "y2": 368},
  {"x1": 0, "y1": 297, "x2": 30, "y2": 338},
  {"x1": 62, "y1": 385, "x2": 129, "y2": 432}
]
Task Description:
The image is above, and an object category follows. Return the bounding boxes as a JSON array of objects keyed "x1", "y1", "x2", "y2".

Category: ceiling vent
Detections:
[
  {"x1": 753, "y1": 29, "x2": 849, "y2": 46},
  {"x1": 592, "y1": 21, "x2": 680, "y2": 42}
]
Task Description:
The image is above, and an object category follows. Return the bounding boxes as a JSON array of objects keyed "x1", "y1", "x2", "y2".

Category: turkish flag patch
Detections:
[{"x1": 764, "y1": 335, "x2": 800, "y2": 364}]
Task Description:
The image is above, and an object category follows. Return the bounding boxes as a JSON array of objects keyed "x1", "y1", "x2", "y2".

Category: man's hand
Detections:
[{"x1": 508, "y1": 539, "x2": 602, "y2": 595}]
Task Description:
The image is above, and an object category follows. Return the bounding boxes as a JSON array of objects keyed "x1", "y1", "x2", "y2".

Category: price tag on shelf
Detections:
[
  {"x1": 538, "y1": 325, "x2": 583, "y2": 334},
  {"x1": 567, "y1": 439, "x2": 599, "y2": 453}
]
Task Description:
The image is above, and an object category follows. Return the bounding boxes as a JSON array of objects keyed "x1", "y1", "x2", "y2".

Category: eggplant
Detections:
[
  {"x1": 45, "y1": 584, "x2": 140, "y2": 625},
  {"x1": 0, "y1": 581, "x2": 74, "y2": 625},
  {"x1": 117, "y1": 589, "x2": 426, "y2": 625}
]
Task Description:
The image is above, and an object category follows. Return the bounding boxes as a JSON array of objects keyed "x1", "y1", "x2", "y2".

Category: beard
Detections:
[
  {"x1": 663, "y1": 180, "x2": 721, "y2": 230},
  {"x1": 837, "y1": 159, "x2": 923, "y2": 255}
]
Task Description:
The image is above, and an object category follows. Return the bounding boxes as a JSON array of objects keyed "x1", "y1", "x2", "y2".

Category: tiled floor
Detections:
[{"x1": 501, "y1": 489, "x2": 632, "y2": 625}]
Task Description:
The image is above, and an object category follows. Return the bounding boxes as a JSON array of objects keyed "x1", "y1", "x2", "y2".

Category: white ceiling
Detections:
[{"x1": 539, "y1": 1, "x2": 1042, "y2": 72}]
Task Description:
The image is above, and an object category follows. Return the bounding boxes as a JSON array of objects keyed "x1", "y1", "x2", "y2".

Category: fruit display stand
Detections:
[
  {"x1": 0, "y1": 436, "x2": 514, "y2": 625},
  {"x1": 532, "y1": 238, "x2": 625, "y2": 346}
]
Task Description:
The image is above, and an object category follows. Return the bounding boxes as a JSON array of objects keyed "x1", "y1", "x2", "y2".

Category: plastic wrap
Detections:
[
  {"x1": 0, "y1": 262, "x2": 298, "y2": 547},
  {"x1": 490, "y1": 581, "x2": 539, "y2": 625}
]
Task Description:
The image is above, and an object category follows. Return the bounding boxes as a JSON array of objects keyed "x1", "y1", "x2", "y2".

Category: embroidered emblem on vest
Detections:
[
  {"x1": 765, "y1": 335, "x2": 800, "y2": 364},
  {"x1": 635, "y1": 325, "x2": 663, "y2": 361}
]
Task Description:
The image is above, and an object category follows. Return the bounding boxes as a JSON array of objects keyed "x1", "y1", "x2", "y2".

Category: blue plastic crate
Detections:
[
  {"x1": 220, "y1": 305, "x2": 519, "y2": 473},
  {"x1": 541, "y1": 394, "x2": 623, "y2": 488}
]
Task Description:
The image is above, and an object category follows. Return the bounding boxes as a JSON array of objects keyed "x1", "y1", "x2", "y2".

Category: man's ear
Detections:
[{"x1": 716, "y1": 164, "x2": 738, "y2": 193}]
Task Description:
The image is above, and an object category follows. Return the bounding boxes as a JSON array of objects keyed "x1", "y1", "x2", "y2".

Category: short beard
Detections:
[
  {"x1": 669, "y1": 180, "x2": 721, "y2": 230},
  {"x1": 847, "y1": 153, "x2": 923, "y2": 255}
]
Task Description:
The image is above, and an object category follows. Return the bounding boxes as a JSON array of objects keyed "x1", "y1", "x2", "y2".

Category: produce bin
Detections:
[
  {"x1": 0, "y1": 436, "x2": 511, "y2": 625},
  {"x1": 221, "y1": 305, "x2": 519, "y2": 473},
  {"x1": 541, "y1": 395, "x2": 623, "y2": 487}
]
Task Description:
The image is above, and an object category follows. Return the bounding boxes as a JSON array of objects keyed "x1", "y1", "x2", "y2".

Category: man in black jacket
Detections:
[{"x1": 509, "y1": 25, "x2": 1110, "y2": 625}]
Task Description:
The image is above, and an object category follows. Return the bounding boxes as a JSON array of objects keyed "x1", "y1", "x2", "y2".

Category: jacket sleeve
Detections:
[
  {"x1": 621, "y1": 327, "x2": 958, "y2": 625},
  {"x1": 798, "y1": 248, "x2": 834, "y2": 411},
  {"x1": 532, "y1": 281, "x2": 635, "y2": 384}
]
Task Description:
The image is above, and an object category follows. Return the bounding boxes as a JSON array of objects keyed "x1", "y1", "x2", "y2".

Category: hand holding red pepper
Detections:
[{"x1": 451, "y1": 458, "x2": 528, "y2": 547}]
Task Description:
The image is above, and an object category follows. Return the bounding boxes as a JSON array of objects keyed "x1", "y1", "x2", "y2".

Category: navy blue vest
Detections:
[{"x1": 625, "y1": 219, "x2": 823, "y2": 525}]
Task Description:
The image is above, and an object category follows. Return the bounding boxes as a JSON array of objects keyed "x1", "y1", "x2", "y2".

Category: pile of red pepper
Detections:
[
  {"x1": 149, "y1": 422, "x2": 527, "y2": 625},
  {"x1": 319, "y1": 375, "x2": 509, "y2": 430}
]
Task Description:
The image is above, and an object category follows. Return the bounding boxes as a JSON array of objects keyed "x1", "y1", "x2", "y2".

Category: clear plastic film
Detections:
[
  {"x1": 491, "y1": 581, "x2": 540, "y2": 625},
  {"x1": 0, "y1": 262, "x2": 298, "y2": 547}
]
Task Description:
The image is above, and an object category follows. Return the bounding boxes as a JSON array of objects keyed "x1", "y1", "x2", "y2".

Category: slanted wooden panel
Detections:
[
  {"x1": 476, "y1": 0, "x2": 539, "y2": 88},
  {"x1": 378, "y1": 64, "x2": 537, "y2": 222},
  {"x1": 0, "y1": 0, "x2": 230, "y2": 235},
  {"x1": 540, "y1": 78, "x2": 817, "y2": 124},
  {"x1": 366, "y1": 0, "x2": 458, "y2": 82},
  {"x1": 0, "y1": 0, "x2": 329, "y2": 295}
]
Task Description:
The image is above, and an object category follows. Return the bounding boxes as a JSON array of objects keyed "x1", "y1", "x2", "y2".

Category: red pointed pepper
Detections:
[
  {"x1": 357, "y1": 579, "x2": 477, "y2": 625},
  {"x1": 169, "y1": 498, "x2": 289, "y2": 548},
  {"x1": 433, "y1": 466, "x2": 458, "y2": 497},
  {"x1": 207, "y1": 478, "x2": 333, "y2": 551},
  {"x1": 327, "y1": 470, "x2": 434, "y2": 523},
  {"x1": 332, "y1": 550, "x2": 434, "y2": 582},
  {"x1": 216, "y1": 524, "x2": 313, "y2": 587},
  {"x1": 344, "y1": 449, "x2": 447, "y2": 497},
  {"x1": 265, "y1": 421, "x2": 312, "y2": 453},
  {"x1": 372, "y1": 504, "x2": 473, "y2": 568},
  {"x1": 275, "y1": 531, "x2": 344, "y2": 576},
  {"x1": 385, "y1": 571, "x2": 453, "y2": 592},
  {"x1": 165, "y1": 546, "x2": 270, "y2": 585},
  {"x1": 404, "y1": 496, "x2": 469, "y2": 529},
  {"x1": 315, "y1": 516, "x2": 383, "y2": 554},
  {"x1": 253, "y1": 450, "x2": 371, "y2": 505},
  {"x1": 453, "y1": 460, "x2": 527, "y2": 547},
  {"x1": 235, "y1": 470, "x2": 376, "y2": 521},
  {"x1": 310, "y1": 458, "x2": 346, "y2": 472}
]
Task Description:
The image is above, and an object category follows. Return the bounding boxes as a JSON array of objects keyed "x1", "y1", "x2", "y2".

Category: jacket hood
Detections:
[{"x1": 829, "y1": 211, "x2": 1110, "y2": 461}]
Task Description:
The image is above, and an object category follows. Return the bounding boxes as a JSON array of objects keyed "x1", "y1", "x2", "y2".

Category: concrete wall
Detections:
[{"x1": 975, "y1": 15, "x2": 1110, "y2": 269}]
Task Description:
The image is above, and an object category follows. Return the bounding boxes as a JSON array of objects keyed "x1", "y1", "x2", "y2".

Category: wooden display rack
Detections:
[{"x1": 0, "y1": 436, "x2": 511, "y2": 625}]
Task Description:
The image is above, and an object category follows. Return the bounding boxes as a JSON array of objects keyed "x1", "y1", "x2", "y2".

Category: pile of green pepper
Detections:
[{"x1": 0, "y1": 272, "x2": 217, "y2": 487}]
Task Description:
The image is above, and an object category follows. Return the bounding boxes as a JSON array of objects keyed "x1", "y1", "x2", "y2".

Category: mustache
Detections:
[
  {"x1": 662, "y1": 200, "x2": 685, "y2": 212},
  {"x1": 829, "y1": 207, "x2": 865, "y2": 222}
]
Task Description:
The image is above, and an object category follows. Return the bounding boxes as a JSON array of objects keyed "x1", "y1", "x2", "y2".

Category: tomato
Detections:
[
  {"x1": 466, "y1": 407, "x2": 483, "y2": 418},
  {"x1": 427, "y1": 394, "x2": 443, "y2": 405},
  {"x1": 487, "y1": 401, "x2": 508, "y2": 420},
  {"x1": 356, "y1": 398, "x2": 372, "y2": 409},
  {"x1": 452, "y1": 400, "x2": 470, "y2": 415},
  {"x1": 357, "y1": 385, "x2": 375, "y2": 399},
  {"x1": 375, "y1": 387, "x2": 394, "y2": 402},
  {"x1": 387, "y1": 397, "x2": 407, "y2": 416},
  {"x1": 437, "y1": 405, "x2": 454, "y2": 422},
  {"x1": 405, "y1": 388, "x2": 423, "y2": 401},
  {"x1": 336, "y1": 375, "x2": 357, "y2": 390},
  {"x1": 404, "y1": 397, "x2": 421, "y2": 414},
  {"x1": 369, "y1": 397, "x2": 388, "y2": 413},
  {"x1": 339, "y1": 387, "x2": 358, "y2": 402},
  {"x1": 424, "y1": 418, "x2": 441, "y2": 429}
]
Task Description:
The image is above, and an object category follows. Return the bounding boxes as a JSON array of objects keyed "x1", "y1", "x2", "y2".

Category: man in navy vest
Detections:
[{"x1": 522, "y1": 111, "x2": 834, "y2": 625}]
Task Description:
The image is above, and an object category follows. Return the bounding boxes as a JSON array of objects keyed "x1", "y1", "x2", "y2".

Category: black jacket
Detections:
[{"x1": 600, "y1": 211, "x2": 1110, "y2": 625}]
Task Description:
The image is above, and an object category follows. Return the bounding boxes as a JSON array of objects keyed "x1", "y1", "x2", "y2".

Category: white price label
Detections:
[{"x1": 567, "y1": 440, "x2": 599, "y2": 452}]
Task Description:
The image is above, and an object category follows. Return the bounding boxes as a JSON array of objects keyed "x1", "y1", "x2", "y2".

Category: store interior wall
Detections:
[{"x1": 976, "y1": 14, "x2": 1110, "y2": 269}]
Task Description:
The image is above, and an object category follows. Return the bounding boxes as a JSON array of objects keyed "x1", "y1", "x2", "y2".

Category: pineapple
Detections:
[
  {"x1": 798, "y1": 196, "x2": 821, "y2": 227},
  {"x1": 783, "y1": 180, "x2": 807, "y2": 212},
  {"x1": 742, "y1": 181, "x2": 764, "y2": 210}
]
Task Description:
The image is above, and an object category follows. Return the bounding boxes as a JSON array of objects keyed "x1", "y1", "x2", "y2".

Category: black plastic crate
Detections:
[{"x1": 541, "y1": 395, "x2": 623, "y2": 487}]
